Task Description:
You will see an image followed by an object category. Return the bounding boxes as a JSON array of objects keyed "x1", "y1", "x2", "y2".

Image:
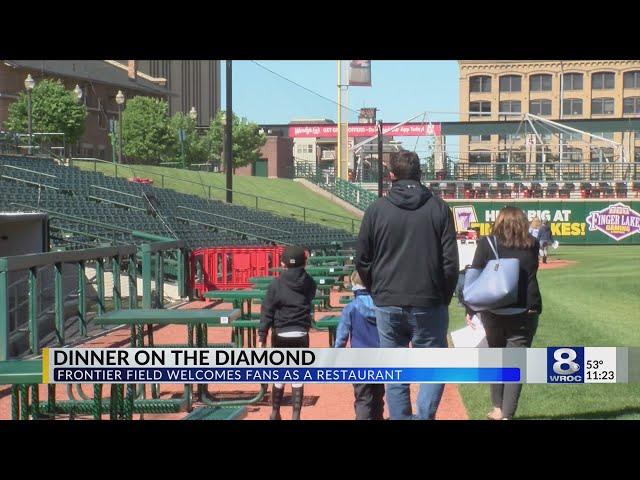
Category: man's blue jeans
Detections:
[{"x1": 375, "y1": 305, "x2": 449, "y2": 420}]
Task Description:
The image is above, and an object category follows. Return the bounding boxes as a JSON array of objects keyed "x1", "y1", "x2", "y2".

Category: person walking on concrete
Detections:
[{"x1": 355, "y1": 150, "x2": 459, "y2": 420}]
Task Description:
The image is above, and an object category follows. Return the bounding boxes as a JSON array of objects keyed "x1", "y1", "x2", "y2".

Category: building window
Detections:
[
  {"x1": 560, "y1": 131, "x2": 582, "y2": 142},
  {"x1": 623, "y1": 97, "x2": 640, "y2": 114},
  {"x1": 561, "y1": 147, "x2": 582, "y2": 162},
  {"x1": 593, "y1": 131, "x2": 615, "y2": 140},
  {"x1": 562, "y1": 98, "x2": 583, "y2": 116},
  {"x1": 469, "y1": 151, "x2": 491, "y2": 163},
  {"x1": 469, "y1": 101, "x2": 491, "y2": 117},
  {"x1": 469, "y1": 135, "x2": 491, "y2": 142},
  {"x1": 530, "y1": 74, "x2": 552, "y2": 92},
  {"x1": 98, "y1": 112, "x2": 107, "y2": 130},
  {"x1": 529, "y1": 99, "x2": 552, "y2": 116},
  {"x1": 563, "y1": 73, "x2": 583, "y2": 91},
  {"x1": 623, "y1": 71, "x2": 640, "y2": 89},
  {"x1": 307, "y1": 145, "x2": 314, "y2": 154},
  {"x1": 499, "y1": 100, "x2": 521, "y2": 116},
  {"x1": 498, "y1": 133, "x2": 522, "y2": 142},
  {"x1": 591, "y1": 97, "x2": 615, "y2": 115},
  {"x1": 590, "y1": 148, "x2": 614, "y2": 162},
  {"x1": 499, "y1": 75, "x2": 521, "y2": 92},
  {"x1": 635, "y1": 147, "x2": 640, "y2": 162},
  {"x1": 592, "y1": 72, "x2": 615, "y2": 90},
  {"x1": 498, "y1": 150, "x2": 525, "y2": 163},
  {"x1": 470, "y1": 76, "x2": 491, "y2": 93}
]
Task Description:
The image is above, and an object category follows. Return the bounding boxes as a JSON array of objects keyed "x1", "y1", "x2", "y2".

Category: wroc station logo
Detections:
[{"x1": 547, "y1": 347, "x2": 584, "y2": 383}]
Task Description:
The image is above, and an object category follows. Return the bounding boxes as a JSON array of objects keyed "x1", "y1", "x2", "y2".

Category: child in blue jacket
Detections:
[{"x1": 334, "y1": 271, "x2": 385, "y2": 420}]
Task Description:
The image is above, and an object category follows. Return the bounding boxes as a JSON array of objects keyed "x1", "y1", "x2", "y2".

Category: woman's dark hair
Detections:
[
  {"x1": 492, "y1": 206, "x2": 535, "y2": 249},
  {"x1": 389, "y1": 150, "x2": 421, "y2": 181}
]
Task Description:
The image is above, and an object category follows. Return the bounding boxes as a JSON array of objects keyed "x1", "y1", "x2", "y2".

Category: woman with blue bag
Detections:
[{"x1": 462, "y1": 206, "x2": 542, "y2": 420}]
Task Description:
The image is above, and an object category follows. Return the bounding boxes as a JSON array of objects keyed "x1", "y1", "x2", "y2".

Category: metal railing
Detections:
[
  {"x1": 440, "y1": 162, "x2": 640, "y2": 183},
  {"x1": 0, "y1": 237, "x2": 186, "y2": 360}
]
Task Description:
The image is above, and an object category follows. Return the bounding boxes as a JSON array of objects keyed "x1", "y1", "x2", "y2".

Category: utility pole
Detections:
[
  {"x1": 377, "y1": 120, "x2": 383, "y2": 197},
  {"x1": 225, "y1": 60, "x2": 233, "y2": 203}
]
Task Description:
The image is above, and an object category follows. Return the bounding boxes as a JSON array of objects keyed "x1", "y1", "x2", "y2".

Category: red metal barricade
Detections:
[{"x1": 189, "y1": 245, "x2": 285, "y2": 299}]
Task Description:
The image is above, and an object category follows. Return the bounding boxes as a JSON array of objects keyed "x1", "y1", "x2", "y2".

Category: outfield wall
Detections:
[{"x1": 447, "y1": 199, "x2": 640, "y2": 245}]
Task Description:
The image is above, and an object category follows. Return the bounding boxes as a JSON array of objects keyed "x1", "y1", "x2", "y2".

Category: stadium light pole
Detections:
[
  {"x1": 73, "y1": 85, "x2": 83, "y2": 159},
  {"x1": 225, "y1": 60, "x2": 233, "y2": 203},
  {"x1": 24, "y1": 74, "x2": 35, "y2": 155},
  {"x1": 377, "y1": 120, "x2": 383, "y2": 197},
  {"x1": 186, "y1": 106, "x2": 197, "y2": 168},
  {"x1": 115, "y1": 90, "x2": 125, "y2": 164}
]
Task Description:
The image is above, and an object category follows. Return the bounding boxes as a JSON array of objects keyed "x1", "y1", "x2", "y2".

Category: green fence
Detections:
[
  {"x1": 447, "y1": 199, "x2": 640, "y2": 245},
  {"x1": 0, "y1": 238, "x2": 186, "y2": 360}
]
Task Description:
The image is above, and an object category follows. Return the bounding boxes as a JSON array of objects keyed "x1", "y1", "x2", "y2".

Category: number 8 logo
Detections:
[{"x1": 553, "y1": 348, "x2": 580, "y2": 375}]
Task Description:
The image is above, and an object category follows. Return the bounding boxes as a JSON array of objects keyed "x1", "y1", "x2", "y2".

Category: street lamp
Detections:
[
  {"x1": 24, "y1": 74, "x2": 35, "y2": 155},
  {"x1": 189, "y1": 106, "x2": 197, "y2": 121},
  {"x1": 73, "y1": 84, "x2": 83, "y2": 103},
  {"x1": 115, "y1": 90, "x2": 125, "y2": 164}
]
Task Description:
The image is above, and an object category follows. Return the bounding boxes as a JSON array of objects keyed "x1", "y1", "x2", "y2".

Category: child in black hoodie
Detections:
[{"x1": 258, "y1": 246, "x2": 317, "y2": 420}]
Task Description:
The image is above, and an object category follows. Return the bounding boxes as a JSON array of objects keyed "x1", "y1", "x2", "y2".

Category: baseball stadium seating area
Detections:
[{"x1": 0, "y1": 155, "x2": 356, "y2": 250}]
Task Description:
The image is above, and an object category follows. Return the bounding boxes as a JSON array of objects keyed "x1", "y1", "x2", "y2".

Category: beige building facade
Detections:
[{"x1": 459, "y1": 60, "x2": 640, "y2": 169}]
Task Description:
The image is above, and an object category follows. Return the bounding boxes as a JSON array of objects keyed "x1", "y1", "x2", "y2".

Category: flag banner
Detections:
[
  {"x1": 42, "y1": 347, "x2": 632, "y2": 384},
  {"x1": 348, "y1": 60, "x2": 371, "y2": 86}
]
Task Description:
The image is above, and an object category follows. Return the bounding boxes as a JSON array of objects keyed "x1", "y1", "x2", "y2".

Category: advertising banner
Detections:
[
  {"x1": 348, "y1": 60, "x2": 371, "y2": 86},
  {"x1": 289, "y1": 122, "x2": 441, "y2": 138},
  {"x1": 448, "y1": 200, "x2": 640, "y2": 245}
]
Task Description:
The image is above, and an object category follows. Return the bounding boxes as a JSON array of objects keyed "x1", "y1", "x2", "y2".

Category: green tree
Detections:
[
  {"x1": 169, "y1": 112, "x2": 210, "y2": 167},
  {"x1": 5, "y1": 78, "x2": 86, "y2": 148},
  {"x1": 120, "y1": 96, "x2": 175, "y2": 164},
  {"x1": 205, "y1": 112, "x2": 267, "y2": 171}
]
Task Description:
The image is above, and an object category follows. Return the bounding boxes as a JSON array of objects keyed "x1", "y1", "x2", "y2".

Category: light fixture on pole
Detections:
[
  {"x1": 73, "y1": 84, "x2": 83, "y2": 103},
  {"x1": 24, "y1": 74, "x2": 36, "y2": 155},
  {"x1": 115, "y1": 90, "x2": 125, "y2": 164}
]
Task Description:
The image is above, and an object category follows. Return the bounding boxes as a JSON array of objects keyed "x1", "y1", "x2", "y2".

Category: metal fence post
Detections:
[
  {"x1": 78, "y1": 261, "x2": 86, "y2": 337},
  {"x1": 54, "y1": 262, "x2": 64, "y2": 346},
  {"x1": 141, "y1": 244, "x2": 152, "y2": 309},
  {"x1": 96, "y1": 258, "x2": 105, "y2": 317},
  {"x1": 128, "y1": 253, "x2": 137, "y2": 309},
  {"x1": 112, "y1": 256, "x2": 121, "y2": 311},
  {"x1": 177, "y1": 248, "x2": 185, "y2": 299},
  {"x1": 155, "y1": 251, "x2": 164, "y2": 309},
  {"x1": 28, "y1": 267, "x2": 38, "y2": 355},
  {"x1": 0, "y1": 264, "x2": 8, "y2": 361}
]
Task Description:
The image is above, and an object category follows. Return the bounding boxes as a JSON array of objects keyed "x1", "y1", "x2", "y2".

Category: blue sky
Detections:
[
  {"x1": 222, "y1": 60, "x2": 460, "y2": 155},
  {"x1": 224, "y1": 60, "x2": 460, "y2": 124}
]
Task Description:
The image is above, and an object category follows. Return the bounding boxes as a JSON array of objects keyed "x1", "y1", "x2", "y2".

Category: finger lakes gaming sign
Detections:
[{"x1": 585, "y1": 202, "x2": 640, "y2": 241}]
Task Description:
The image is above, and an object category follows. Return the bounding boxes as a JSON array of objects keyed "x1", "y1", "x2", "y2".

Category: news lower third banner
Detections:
[{"x1": 42, "y1": 347, "x2": 640, "y2": 385}]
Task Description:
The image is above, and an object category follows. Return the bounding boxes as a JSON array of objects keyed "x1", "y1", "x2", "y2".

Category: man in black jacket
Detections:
[
  {"x1": 258, "y1": 246, "x2": 316, "y2": 420},
  {"x1": 356, "y1": 150, "x2": 459, "y2": 420}
]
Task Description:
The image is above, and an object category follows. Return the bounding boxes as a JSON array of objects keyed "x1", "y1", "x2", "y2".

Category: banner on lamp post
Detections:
[{"x1": 349, "y1": 60, "x2": 371, "y2": 86}]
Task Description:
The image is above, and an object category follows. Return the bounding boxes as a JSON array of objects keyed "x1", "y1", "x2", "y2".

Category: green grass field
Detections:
[
  {"x1": 449, "y1": 245, "x2": 640, "y2": 419},
  {"x1": 72, "y1": 161, "x2": 361, "y2": 232}
]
